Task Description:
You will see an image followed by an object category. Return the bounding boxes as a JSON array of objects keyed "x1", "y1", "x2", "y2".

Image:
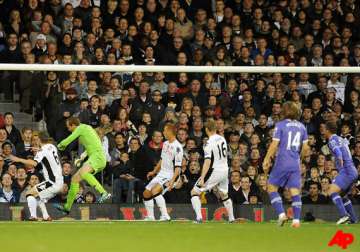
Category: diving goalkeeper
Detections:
[{"x1": 54, "y1": 117, "x2": 111, "y2": 214}]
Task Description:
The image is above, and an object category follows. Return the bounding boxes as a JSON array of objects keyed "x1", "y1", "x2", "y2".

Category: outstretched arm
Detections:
[
  {"x1": 9, "y1": 155, "x2": 37, "y2": 167},
  {"x1": 58, "y1": 126, "x2": 81, "y2": 151}
]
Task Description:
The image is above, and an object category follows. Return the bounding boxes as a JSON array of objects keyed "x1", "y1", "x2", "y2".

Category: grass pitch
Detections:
[{"x1": 0, "y1": 221, "x2": 359, "y2": 252}]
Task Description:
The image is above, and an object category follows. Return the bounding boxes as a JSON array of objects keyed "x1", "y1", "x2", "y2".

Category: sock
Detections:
[
  {"x1": 191, "y1": 196, "x2": 202, "y2": 220},
  {"x1": 343, "y1": 198, "x2": 358, "y2": 223},
  {"x1": 81, "y1": 173, "x2": 106, "y2": 194},
  {"x1": 155, "y1": 195, "x2": 169, "y2": 218},
  {"x1": 223, "y1": 198, "x2": 235, "y2": 222},
  {"x1": 291, "y1": 195, "x2": 302, "y2": 222},
  {"x1": 330, "y1": 193, "x2": 348, "y2": 217},
  {"x1": 27, "y1": 196, "x2": 37, "y2": 218},
  {"x1": 38, "y1": 199, "x2": 49, "y2": 219},
  {"x1": 64, "y1": 182, "x2": 80, "y2": 211},
  {"x1": 269, "y1": 192, "x2": 285, "y2": 216},
  {"x1": 144, "y1": 199, "x2": 155, "y2": 219}
]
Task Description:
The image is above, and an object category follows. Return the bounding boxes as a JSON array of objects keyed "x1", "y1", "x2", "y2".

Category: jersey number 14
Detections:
[{"x1": 287, "y1": 131, "x2": 301, "y2": 151}]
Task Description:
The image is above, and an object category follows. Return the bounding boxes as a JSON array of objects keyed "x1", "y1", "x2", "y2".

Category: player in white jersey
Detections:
[
  {"x1": 10, "y1": 132, "x2": 63, "y2": 221},
  {"x1": 191, "y1": 119, "x2": 235, "y2": 223},
  {"x1": 143, "y1": 123, "x2": 183, "y2": 221}
]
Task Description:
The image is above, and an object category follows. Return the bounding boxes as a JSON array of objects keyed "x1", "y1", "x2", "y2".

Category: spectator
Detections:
[
  {"x1": 230, "y1": 174, "x2": 257, "y2": 205},
  {"x1": 105, "y1": 77, "x2": 122, "y2": 105},
  {"x1": 302, "y1": 182, "x2": 329, "y2": 204},
  {"x1": 115, "y1": 108, "x2": 138, "y2": 138},
  {"x1": 109, "y1": 131, "x2": 126, "y2": 159},
  {"x1": 130, "y1": 81, "x2": 153, "y2": 126},
  {"x1": 189, "y1": 117, "x2": 204, "y2": 147},
  {"x1": 136, "y1": 123, "x2": 148, "y2": 145},
  {"x1": 84, "y1": 191, "x2": 96, "y2": 203},
  {"x1": 19, "y1": 174, "x2": 39, "y2": 203},
  {"x1": 0, "y1": 173, "x2": 19, "y2": 203},
  {"x1": 13, "y1": 167, "x2": 27, "y2": 194},
  {"x1": 228, "y1": 170, "x2": 242, "y2": 204},
  {"x1": 0, "y1": 128, "x2": 10, "y2": 155},
  {"x1": 127, "y1": 137, "x2": 149, "y2": 202},
  {"x1": 143, "y1": 130, "x2": 163, "y2": 169},
  {"x1": 58, "y1": 88, "x2": 80, "y2": 121},
  {"x1": 0, "y1": 32, "x2": 22, "y2": 100},
  {"x1": 112, "y1": 152, "x2": 137, "y2": 203},
  {"x1": 79, "y1": 95, "x2": 102, "y2": 128},
  {"x1": 3, "y1": 112, "x2": 22, "y2": 152},
  {"x1": 185, "y1": 79, "x2": 207, "y2": 109},
  {"x1": 62, "y1": 161, "x2": 73, "y2": 186},
  {"x1": 320, "y1": 177, "x2": 332, "y2": 199},
  {"x1": 148, "y1": 90, "x2": 165, "y2": 129},
  {"x1": 18, "y1": 53, "x2": 38, "y2": 113},
  {"x1": 228, "y1": 131, "x2": 240, "y2": 160},
  {"x1": 256, "y1": 174, "x2": 269, "y2": 204}
]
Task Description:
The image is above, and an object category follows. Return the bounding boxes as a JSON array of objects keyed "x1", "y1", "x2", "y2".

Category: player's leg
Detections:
[
  {"x1": 143, "y1": 189, "x2": 155, "y2": 220},
  {"x1": 287, "y1": 170, "x2": 302, "y2": 228},
  {"x1": 268, "y1": 171, "x2": 287, "y2": 226},
  {"x1": 289, "y1": 188, "x2": 301, "y2": 228},
  {"x1": 37, "y1": 199, "x2": 50, "y2": 220},
  {"x1": 268, "y1": 183, "x2": 287, "y2": 226},
  {"x1": 343, "y1": 196, "x2": 358, "y2": 224},
  {"x1": 61, "y1": 170, "x2": 81, "y2": 212},
  {"x1": 190, "y1": 186, "x2": 203, "y2": 223},
  {"x1": 143, "y1": 178, "x2": 163, "y2": 220},
  {"x1": 217, "y1": 175, "x2": 235, "y2": 222},
  {"x1": 190, "y1": 172, "x2": 219, "y2": 223},
  {"x1": 329, "y1": 178, "x2": 350, "y2": 224},
  {"x1": 152, "y1": 183, "x2": 170, "y2": 221},
  {"x1": 191, "y1": 174, "x2": 211, "y2": 223},
  {"x1": 80, "y1": 165, "x2": 107, "y2": 196},
  {"x1": 26, "y1": 187, "x2": 39, "y2": 220},
  {"x1": 79, "y1": 156, "x2": 111, "y2": 202},
  {"x1": 217, "y1": 190, "x2": 235, "y2": 222},
  {"x1": 38, "y1": 183, "x2": 62, "y2": 221}
]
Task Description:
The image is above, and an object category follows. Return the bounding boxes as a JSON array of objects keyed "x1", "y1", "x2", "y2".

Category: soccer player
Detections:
[
  {"x1": 324, "y1": 121, "x2": 358, "y2": 224},
  {"x1": 54, "y1": 117, "x2": 111, "y2": 214},
  {"x1": 9, "y1": 132, "x2": 63, "y2": 221},
  {"x1": 191, "y1": 119, "x2": 235, "y2": 223},
  {"x1": 263, "y1": 102, "x2": 309, "y2": 228},
  {"x1": 143, "y1": 123, "x2": 183, "y2": 221}
]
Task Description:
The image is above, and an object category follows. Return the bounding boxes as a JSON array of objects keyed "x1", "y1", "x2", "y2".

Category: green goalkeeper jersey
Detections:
[{"x1": 58, "y1": 124, "x2": 103, "y2": 155}]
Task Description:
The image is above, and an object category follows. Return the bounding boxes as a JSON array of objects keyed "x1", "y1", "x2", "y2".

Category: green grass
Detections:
[{"x1": 0, "y1": 221, "x2": 359, "y2": 252}]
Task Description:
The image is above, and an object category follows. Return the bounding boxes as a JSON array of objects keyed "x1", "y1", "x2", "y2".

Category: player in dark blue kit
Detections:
[
  {"x1": 263, "y1": 102, "x2": 310, "y2": 228},
  {"x1": 324, "y1": 121, "x2": 358, "y2": 225}
]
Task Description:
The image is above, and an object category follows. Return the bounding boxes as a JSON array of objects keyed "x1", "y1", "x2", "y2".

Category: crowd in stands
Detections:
[{"x1": 0, "y1": 0, "x2": 360, "y2": 206}]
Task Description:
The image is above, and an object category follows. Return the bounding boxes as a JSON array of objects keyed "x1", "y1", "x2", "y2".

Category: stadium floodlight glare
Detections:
[{"x1": 0, "y1": 64, "x2": 360, "y2": 73}]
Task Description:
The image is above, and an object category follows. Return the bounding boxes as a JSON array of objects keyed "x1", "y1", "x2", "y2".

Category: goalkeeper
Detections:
[{"x1": 54, "y1": 117, "x2": 111, "y2": 214}]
